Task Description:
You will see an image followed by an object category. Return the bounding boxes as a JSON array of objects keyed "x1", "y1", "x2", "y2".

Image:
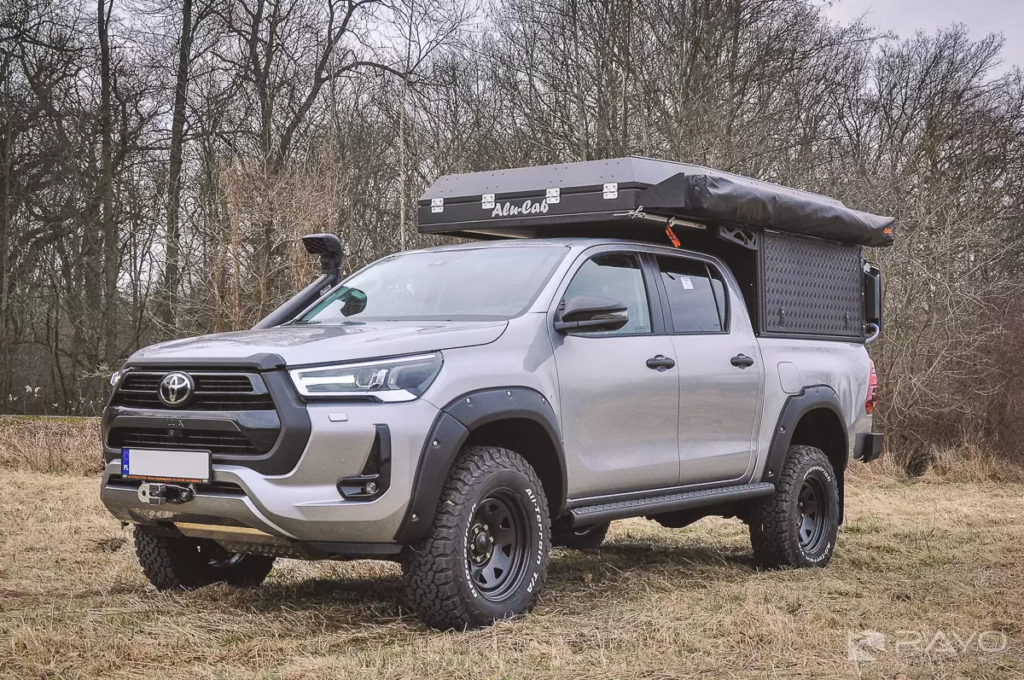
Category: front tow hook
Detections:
[{"x1": 137, "y1": 483, "x2": 194, "y2": 506}]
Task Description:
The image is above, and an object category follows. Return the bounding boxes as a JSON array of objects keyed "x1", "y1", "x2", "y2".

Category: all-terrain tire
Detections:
[
  {"x1": 552, "y1": 522, "x2": 609, "y2": 551},
  {"x1": 402, "y1": 445, "x2": 550, "y2": 630},
  {"x1": 748, "y1": 445, "x2": 839, "y2": 569},
  {"x1": 134, "y1": 526, "x2": 275, "y2": 590}
]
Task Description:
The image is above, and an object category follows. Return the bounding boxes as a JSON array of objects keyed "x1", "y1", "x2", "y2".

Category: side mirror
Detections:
[
  {"x1": 340, "y1": 288, "x2": 368, "y2": 317},
  {"x1": 554, "y1": 296, "x2": 629, "y2": 333}
]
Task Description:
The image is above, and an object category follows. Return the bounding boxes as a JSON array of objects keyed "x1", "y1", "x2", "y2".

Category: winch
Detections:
[{"x1": 136, "y1": 482, "x2": 194, "y2": 506}]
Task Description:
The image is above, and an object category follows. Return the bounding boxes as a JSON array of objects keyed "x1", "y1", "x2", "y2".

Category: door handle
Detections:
[
  {"x1": 646, "y1": 355, "x2": 676, "y2": 371},
  {"x1": 730, "y1": 354, "x2": 755, "y2": 369}
]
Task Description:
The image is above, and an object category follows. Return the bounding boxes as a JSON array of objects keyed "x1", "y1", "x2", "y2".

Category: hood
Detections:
[{"x1": 126, "y1": 320, "x2": 508, "y2": 369}]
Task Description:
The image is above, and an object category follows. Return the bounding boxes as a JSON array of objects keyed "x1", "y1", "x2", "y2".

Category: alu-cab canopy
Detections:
[{"x1": 417, "y1": 156, "x2": 894, "y2": 248}]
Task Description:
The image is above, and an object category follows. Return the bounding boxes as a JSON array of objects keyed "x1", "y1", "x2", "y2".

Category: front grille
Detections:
[
  {"x1": 103, "y1": 368, "x2": 305, "y2": 474},
  {"x1": 113, "y1": 371, "x2": 275, "y2": 411},
  {"x1": 122, "y1": 373, "x2": 162, "y2": 391},
  {"x1": 110, "y1": 428, "x2": 263, "y2": 455}
]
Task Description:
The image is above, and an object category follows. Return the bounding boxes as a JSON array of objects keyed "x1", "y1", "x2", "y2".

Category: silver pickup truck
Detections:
[{"x1": 100, "y1": 157, "x2": 887, "y2": 630}]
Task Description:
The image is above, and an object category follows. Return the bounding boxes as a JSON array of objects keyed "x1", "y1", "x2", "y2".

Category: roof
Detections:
[{"x1": 417, "y1": 156, "x2": 894, "y2": 248}]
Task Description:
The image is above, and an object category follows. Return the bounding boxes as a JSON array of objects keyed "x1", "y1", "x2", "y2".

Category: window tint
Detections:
[
  {"x1": 563, "y1": 252, "x2": 651, "y2": 335},
  {"x1": 657, "y1": 256, "x2": 727, "y2": 333}
]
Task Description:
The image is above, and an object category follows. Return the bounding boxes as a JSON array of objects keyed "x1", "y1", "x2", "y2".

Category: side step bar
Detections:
[{"x1": 567, "y1": 482, "x2": 776, "y2": 527}]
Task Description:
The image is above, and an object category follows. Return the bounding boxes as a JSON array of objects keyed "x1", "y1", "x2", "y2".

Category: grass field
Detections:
[{"x1": 1, "y1": 464, "x2": 1021, "y2": 679}]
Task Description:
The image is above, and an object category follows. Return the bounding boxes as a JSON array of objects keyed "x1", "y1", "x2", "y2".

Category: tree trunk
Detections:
[
  {"x1": 162, "y1": 0, "x2": 194, "y2": 329},
  {"x1": 0, "y1": 58, "x2": 11, "y2": 398},
  {"x1": 98, "y1": 0, "x2": 117, "y2": 364}
]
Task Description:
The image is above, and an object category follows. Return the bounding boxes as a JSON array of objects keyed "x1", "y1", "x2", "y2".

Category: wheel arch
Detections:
[
  {"x1": 393, "y1": 387, "x2": 566, "y2": 543},
  {"x1": 761, "y1": 386, "x2": 850, "y2": 522}
]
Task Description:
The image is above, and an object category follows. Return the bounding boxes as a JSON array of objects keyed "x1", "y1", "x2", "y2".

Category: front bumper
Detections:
[{"x1": 100, "y1": 399, "x2": 440, "y2": 549}]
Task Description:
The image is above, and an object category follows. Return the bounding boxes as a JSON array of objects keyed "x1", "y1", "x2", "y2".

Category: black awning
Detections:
[
  {"x1": 417, "y1": 156, "x2": 894, "y2": 247},
  {"x1": 639, "y1": 172, "x2": 893, "y2": 247}
]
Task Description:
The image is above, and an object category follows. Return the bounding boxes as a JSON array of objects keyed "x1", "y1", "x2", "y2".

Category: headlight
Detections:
[
  {"x1": 110, "y1": 366, "x2": 127, "y2": 387},
  {"x1": 289, "y1": 353, "x2": 443, "y2": 402}
]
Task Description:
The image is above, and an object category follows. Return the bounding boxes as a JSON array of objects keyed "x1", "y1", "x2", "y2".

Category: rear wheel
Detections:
[
  {"x1": 748, "y1": 445, "x2": 839, "y2": 569},
  {"x1": 552, "y1": 522, "x2": 609, "y2": 551},
  {"x1": 402, "y1": 445, "x2": 550, "y2": 630},
  {"x1": 133, "y1": 527, "x2": 275, "y2": 590}
]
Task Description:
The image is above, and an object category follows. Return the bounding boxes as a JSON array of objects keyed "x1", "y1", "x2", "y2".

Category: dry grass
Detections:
[
  {"x1": 849, "y1": 445, "x2": 1024, "y2": 485},
  {"x1": 0, "y1": 417, "x2": 101, "y2": 476},
  {"x1": 1, "y1": 472, "x2": 1021, "y2": 679}
]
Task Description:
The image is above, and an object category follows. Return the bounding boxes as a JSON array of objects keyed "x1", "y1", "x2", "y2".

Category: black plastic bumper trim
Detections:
[
  {"x1": 337, "y1": 425, "x2": 392, "y2": 500},
  {"x1": 855, "y1": 432, "x2": 884, "y2": 462}
]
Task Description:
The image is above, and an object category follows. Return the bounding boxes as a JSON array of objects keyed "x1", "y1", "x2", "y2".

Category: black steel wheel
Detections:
[
  {"x1": 748, "y1": 445, "x2": 839, "y2": 569},
  {"x1": 402, "y1": 445, "x2": 550, "y2": 630},
  {"x1": 467, "y1": 489, "x2": 531, "y2": 601},
  {"x1": 797, "y1": 475, "x2": 828, "y2": 553}
]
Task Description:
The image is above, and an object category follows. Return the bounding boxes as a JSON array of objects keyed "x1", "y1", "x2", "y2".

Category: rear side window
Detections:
[
  {"x1": 563, "y1": 252, "x2": 652, "y2": 335},
  {"x1": 656, "y1": 256, "x2": 727, "y2": 333}
]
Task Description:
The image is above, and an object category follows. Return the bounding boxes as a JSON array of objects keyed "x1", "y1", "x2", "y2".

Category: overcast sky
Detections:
[{"x1": 823, "y1": 0, "x2": 1022, "y2": 73}]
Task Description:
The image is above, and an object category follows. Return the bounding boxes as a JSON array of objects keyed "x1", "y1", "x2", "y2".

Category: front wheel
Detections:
[
  {"x1": 748, "y1": 445, "x2": 839, "y2": 569},
  {"x1": 134, "y1": 527, "x2": 275, "y2": 590},
  {"x1": 402, "y1": 445, "x2": 550, "y2": 630}
]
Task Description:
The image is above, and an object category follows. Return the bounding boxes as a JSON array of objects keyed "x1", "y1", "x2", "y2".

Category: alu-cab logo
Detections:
[
  {"x1": 490, "y1": 199, "x2": 550, "y2": 218},
  {"x1": 158, "y1": 371, "x2": 194, "y2": 407}
]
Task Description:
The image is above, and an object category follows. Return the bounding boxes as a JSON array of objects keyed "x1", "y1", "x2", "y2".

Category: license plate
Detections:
[{"x1": 121, "y1": 448, "x2": 211, "y2": 483}]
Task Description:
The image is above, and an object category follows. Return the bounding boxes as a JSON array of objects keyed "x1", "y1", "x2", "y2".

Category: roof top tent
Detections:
[{"x1": 417, "y1": 156, "x2": 893, "y2": 341}]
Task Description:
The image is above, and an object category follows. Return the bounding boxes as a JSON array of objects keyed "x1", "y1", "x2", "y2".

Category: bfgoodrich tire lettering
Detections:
[
  {"x1": 401, "y1": 445, "x2": 550, "y2": 630},
  {"x1": 748, "y1": 445, "x2": 839, "y2": 569}
]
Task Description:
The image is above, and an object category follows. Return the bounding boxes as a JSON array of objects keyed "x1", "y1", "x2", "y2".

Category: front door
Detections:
[
  {"x1": 552, "y1": 250, "x2": 680, "y2": 499},
  {"x1": 652, "y1": 253, "x2": 762, "y2": 485}
]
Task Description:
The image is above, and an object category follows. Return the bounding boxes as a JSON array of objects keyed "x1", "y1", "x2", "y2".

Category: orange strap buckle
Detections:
[{"x1": 665, "y1": 224, "x2": 681, "y2": 248}]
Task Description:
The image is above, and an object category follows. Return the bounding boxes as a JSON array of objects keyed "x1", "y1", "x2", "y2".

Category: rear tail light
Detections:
[{"x1": 865, "y1": 360, "x2": 878, "y2": 415}]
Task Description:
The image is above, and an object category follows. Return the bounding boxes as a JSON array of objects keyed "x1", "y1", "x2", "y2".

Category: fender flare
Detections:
[
  {"x1": 760, "y1": 385, "x2": 848, "y2": 484},
  {"x1": 392, "y1": 387, "x2": 566, "y2": 544}
]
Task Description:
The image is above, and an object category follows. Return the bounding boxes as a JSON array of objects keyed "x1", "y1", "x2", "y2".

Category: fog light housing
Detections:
[{"x1": 337, "y1": 426, "x2": 392, "y2": 501}]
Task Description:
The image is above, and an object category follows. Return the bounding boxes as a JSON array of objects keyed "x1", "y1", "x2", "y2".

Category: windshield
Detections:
[{"x1": 296, "y1": 245, "x2": 568, "y2": 323}]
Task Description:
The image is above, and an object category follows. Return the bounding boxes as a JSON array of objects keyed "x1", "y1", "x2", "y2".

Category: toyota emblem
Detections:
[{"x1": 158, "y1": 372, "x2": 194, "y2": 407}]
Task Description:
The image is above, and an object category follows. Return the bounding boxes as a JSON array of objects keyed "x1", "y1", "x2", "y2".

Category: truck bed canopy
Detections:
[{"x1": 417, "y1": 156, "x2": 894, "y2": 248}]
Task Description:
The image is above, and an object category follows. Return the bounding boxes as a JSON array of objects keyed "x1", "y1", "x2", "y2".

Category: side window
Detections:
[
  {"x1": 563, "y1": 252, "x2": 652, "y2": 335},
  {"x1": 656, "y1": 256, "x2": 728, "y2": 333}
]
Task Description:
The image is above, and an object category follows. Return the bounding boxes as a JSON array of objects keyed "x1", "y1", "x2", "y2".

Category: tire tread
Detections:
[
  {"x1": 133, "y1": 527, "x2": 274, "y2": 590},
  {"x1": 402, "y1": 445, "x2": 550, "y2": 630},
  {"x1": 748, "y1": 445, "x2": 836, "y2": 569}
]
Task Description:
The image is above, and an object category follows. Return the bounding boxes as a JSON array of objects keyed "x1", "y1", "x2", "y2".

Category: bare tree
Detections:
[{"x1": 4, "y1": 0, "x2": 1024, "y2": 472}]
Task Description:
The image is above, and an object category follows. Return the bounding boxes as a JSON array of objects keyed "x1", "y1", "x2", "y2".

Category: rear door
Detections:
[
  {"x1": 651, "y1": 253, "x2": 763, "y2": 485},
  {"x1": 551, "y1": 248, "x2": 680, "y2": 498}
]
